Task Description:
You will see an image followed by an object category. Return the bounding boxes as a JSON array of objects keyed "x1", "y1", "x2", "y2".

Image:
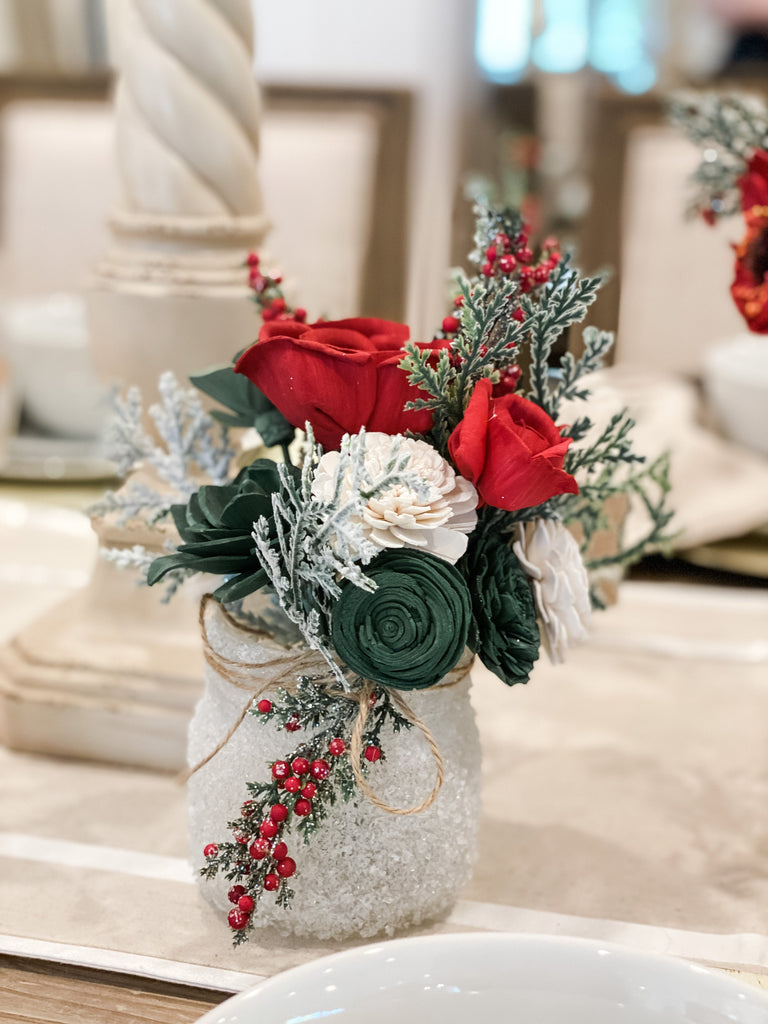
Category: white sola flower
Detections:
[
  {"x1": 513, "y1": 518, "x2": 591, "y2": 663},
  {"x1": 312, "y1": 433, "x2": 477, "y2": 564}
]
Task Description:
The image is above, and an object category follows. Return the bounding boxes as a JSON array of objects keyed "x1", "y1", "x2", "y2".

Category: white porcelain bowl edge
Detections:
[{"x1": 194, "y1": 932, "x2": 768, "y2": 1024}]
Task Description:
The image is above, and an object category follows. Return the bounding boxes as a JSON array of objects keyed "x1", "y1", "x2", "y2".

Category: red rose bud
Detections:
[
  {"x1": 246, "y1": 252, "x2": 260, "y2": 267},
  {"x1": 448, "y1": 378, "x2": 578, "y2": 511}
]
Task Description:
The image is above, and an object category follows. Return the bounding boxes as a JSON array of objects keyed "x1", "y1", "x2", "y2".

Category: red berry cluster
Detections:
[
  {"x1": 245, "y1": 252, "x2": 306, "y2": 324},
  {"x1": 203, "y1": 695, "x2": 389, "y2": 940},
  {"x1": 209, "y1": 732, "x2": 362, "y2": 931},
  {"x1": 480, "y1": 230, "x2": 561, "y2": 295}
]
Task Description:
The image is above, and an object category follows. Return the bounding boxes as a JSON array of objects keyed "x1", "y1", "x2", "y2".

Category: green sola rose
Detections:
[
  {"x1": 331, "y1": 549, "x2": 472, "y2": 691},
  {"x1": 458, "y1": 531, "x2": 540, "y2": 686}
]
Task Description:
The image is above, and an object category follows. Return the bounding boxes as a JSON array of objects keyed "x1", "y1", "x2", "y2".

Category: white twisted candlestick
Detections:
[{"x1": 111, "y1": 0, "x2": 263, "y2": 219}]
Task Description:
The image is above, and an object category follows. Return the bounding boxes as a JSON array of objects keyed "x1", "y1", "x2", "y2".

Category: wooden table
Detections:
[{"x1": 0, "y1": 957, "x2": 226, "y2": 1024}]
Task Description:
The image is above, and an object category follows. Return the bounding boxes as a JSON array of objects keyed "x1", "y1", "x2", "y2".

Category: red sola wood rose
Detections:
[
  {"x1": 448, "y1": 378, "x2": 578, "y2": 511},
  {"x1": 235, "y1": 318, "x2": 444, "y2": 450},
  {"x1": 732, "y1": 149, "x2": 768, "y2": 332}
]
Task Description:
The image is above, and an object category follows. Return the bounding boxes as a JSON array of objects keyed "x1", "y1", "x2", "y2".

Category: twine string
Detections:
[{"x1": 184, "y1": 596, "x2": 468, "y2": 814}]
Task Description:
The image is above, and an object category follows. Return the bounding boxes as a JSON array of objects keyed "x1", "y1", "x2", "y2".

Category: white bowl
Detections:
[
  {"x1": 0, "y1": 294, "x2": 106, "y2": 439},
  {"x1": 196, "y1": 933, "x2": 768, "y2": 1024},
  {"x1": 705, "y1": 335, "x2": 768, "y2": 457}
]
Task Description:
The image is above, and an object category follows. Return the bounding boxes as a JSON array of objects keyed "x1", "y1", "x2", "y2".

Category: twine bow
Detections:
[{"x1": 184, "y1": 595, "x2": 472, "y2": 815}]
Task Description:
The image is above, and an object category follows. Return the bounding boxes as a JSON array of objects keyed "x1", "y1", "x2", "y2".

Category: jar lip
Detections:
[{"x1": 203, "y1": 599, "x2": 299, "y2": 662}]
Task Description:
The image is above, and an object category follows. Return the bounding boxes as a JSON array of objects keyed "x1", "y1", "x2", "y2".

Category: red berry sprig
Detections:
[
  {"x1": 244, "y1": 252, "x2": 308, "y2": 325},
  {"x1": 199, "y1": 680, "x2": 409, "y2": 945},
  {"x1": 477, "y1": 228, "x2": 562, "y2": 294}
]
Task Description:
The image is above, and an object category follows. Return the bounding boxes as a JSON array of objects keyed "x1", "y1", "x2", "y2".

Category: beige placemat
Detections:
[{"x1": 1, "y1": 582, "x2": 767, "y2": 985}]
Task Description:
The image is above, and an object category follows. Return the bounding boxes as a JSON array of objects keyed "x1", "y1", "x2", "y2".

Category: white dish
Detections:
[
  {"x1": 705, "y1": 334, "x2": 768, "y2": 457},
  {"x1": 0, "y1": 293, "x2": 107, "y2": 439},
  {"x1": 0, "y1": 433, "x2": 115, "y2": 482},
  {"x1": 195, "y1": 933, "x2": 768, "y2": 1024}
]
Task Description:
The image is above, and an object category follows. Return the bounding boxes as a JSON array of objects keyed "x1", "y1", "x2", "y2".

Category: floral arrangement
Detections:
[
  {"x1": 670, "y1": 92, "x2": 768, "y2": 332},
  {"x1": 100, "y1": 202, "x2": 672, "y2": 944}
]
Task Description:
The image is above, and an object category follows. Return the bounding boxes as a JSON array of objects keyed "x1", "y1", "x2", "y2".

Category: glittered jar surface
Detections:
[{"x1": 188, "y1": 604, "x2": 482, "y2": 940}]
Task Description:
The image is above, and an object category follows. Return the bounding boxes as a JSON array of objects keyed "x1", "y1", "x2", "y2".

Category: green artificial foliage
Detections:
[
  {"x1": 331, "y1": 549, "x2": 472, "y2": 691},
  {"x1": 190, "y1": 365, "x2": 295, "y2": 449},
  {"x1": 458, "y1": 531, "x2": 540, "y2": 686},
  {"x1": 147, "y1": 459, "x2": 293, "y2": 603}
]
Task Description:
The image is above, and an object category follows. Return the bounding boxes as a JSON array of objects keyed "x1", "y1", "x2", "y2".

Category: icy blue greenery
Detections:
[
  {"x1": 91, "y1": 371, "x2": 236, "y2": 599},
  {"x1": 92, "y1": 370, "x2": 234, "y2": 526}
]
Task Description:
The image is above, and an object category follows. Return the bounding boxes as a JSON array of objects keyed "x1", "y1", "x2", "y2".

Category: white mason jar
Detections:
[{"x1": 188, "y1": 600, "x2": 482, "y2": 940}]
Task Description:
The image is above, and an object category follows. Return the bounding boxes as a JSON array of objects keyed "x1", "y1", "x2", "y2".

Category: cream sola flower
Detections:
[
  {"x1": 513, "y1": 518, "x2": 591, "y2": 663},
  {"x1": 312, "y1": 433, "x2": 478, "y2": 564}
]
